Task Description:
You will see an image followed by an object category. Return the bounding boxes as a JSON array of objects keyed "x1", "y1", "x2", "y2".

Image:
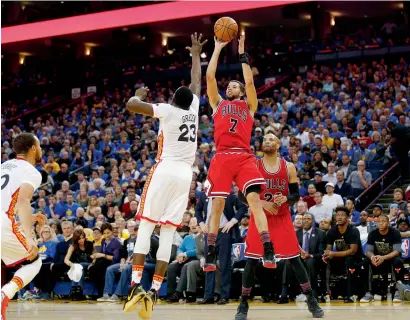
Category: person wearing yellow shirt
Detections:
[
  {"x1": 322, "y1": 129, "x2": 334, "y2": 149},
  {"x1": 46, "y1": 155, "x2": 60, "y2": 173}
]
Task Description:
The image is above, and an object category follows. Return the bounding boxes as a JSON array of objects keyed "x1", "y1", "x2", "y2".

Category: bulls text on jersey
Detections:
[
  {"x1": 265, "y1": 178, "x2": 287, "y2": 191},
  {"x1": 221, "y1": 103, "x2": 248, "y2": 122}
]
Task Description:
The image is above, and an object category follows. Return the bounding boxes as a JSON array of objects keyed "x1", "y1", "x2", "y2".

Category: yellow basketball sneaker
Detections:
[
  {"x1": 138, "y1": 289, "x2": 158, "y2": 320},
  {"x1": 123, "y1": 284, "x2": 145, "y2": 313}
]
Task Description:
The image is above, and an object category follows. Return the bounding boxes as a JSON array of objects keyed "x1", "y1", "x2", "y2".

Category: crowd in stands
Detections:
[{"x1": 2, "y1": 51, "x2": 410, "y2": 304}]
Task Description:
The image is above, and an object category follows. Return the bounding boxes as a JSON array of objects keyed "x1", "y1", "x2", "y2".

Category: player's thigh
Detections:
[
  {"x1": 1, "y1": 224, "x2": 29, "y2": 266},
  {"x1": 136, "y1": 165, "x2": 167, "y2": 222},
  {"x1": 245, "y1": 214, "x2": 263, "y2": 259},
  {"x1": 162, "y1": 168, "x2": 192, "y2": 226},
  {"x1": 205, "y1": 154, "x2": 235, "y2": 197},
  {"x1": 234, "y1": 154, "x2": 265, "y2": 193}
]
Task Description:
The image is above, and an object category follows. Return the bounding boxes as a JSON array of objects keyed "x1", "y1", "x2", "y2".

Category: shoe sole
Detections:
[
  {"x1": 203, "y1": 265, "x2": 216, "y2": 272},
  {"x1": 235, "y1": 313, "x2": 247, "y2": 320},
  {"x1": 123, "y1": 292, "x2": 145, "y2": 313},
  {"x1": 313, "y1": 311, "x2": 325, "y2": 318},
  {"x1": 138, "y1": 295, "x2": 154, "y2": 320}
]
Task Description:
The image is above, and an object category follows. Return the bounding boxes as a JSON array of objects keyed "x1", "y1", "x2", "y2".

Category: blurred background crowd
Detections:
[{"x1": 1, "y1": 0, "x2": 410, "y2": 305}]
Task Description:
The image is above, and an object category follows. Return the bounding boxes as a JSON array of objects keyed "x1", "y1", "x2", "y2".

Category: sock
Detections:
[
  {"x1": 300, "y1": 282, "x2": 313, "y2": 297},
  {"x1": 259, "y1": 231, "x2": 271, "y2": 244},
  {"x1": 151, "y1": 274, "x2": 164, "y2": 292},
  {"x1": 241, "y1": 287, "x2": 252, "y2": 302},
  {"x1": 207, "y1": 233, "x2": 217, "y2": 246},
  {"x1": 131, "y1": 265, "x2": 144, "y2": 286},
  {"x1": 2, "y1": 259, "x2": 41, "y2": 299}
]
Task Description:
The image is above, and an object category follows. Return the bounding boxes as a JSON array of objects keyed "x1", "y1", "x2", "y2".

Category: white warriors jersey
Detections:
[
  {"x1": 152, "y1": 94, "x2": 199, "y2": 166},
  {"x1": 1, "y1": 158, "x2": 42, "y2": 214}
]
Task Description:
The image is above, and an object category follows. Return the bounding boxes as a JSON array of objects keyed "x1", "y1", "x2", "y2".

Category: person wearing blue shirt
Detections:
[
  {"x1": 37, "y1": 197, "x2": 51, "y2": 218},
  {"x1": 50, "y1": 196, "x2": 66, "y2": 219},
  {"x1": 33, "y1": 225, "x2": 58, "y2": 300},
  {"x1": 88, "y1": 179, "x2": 106, "y2": 198},
  {"x1": 166, "y1": 218, "x2": 198, "y2": 298},
  {"x1": 62, "y1": 193, "x2": 81, "y2": 221}
]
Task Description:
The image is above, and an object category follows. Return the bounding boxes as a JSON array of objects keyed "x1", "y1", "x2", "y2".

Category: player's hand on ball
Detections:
[
  {"x1": 186, "y1": 32, "x2": 208, "y2": 55},
  {"x1": 214, "y1": 36, "x2": 229, "y2": 50},
  {"x1": 238, "y1": 34, "x2": 245, "y2": 54},
  {"x1": 135, "y1": 87, "x2": 149, "y2": 101}
]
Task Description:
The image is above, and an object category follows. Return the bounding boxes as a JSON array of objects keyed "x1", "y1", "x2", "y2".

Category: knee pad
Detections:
[
  {"x1": 156, "y1": 224, "x2": 177, "y2": 263},
  {"x1": 133, "y1": 219, "x2": 156, "y2": 255},
  {"x1": 245, "y1": 185, "x2": 261, "y2": 197}
]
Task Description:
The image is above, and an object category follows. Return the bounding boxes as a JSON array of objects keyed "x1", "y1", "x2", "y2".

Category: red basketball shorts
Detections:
[
  {"x1": 204, "y1": 152, "x2": 265, "y2": 198},
  {"x1": 245, "y1": 212, "x2": 301, "y2": 260}
]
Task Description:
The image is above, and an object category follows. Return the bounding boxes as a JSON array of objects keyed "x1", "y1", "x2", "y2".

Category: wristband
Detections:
[{"x1": 239, "y1": 53, "x2": 249, "y2": 65}]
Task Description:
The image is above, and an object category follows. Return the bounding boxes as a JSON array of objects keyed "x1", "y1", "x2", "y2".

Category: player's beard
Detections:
[
  {"x1": 262, "y1": 144, "x2": 278, "y2": 156},
  {"x1": 35, "y1": 149, "x2": 42, "y2": 164}
]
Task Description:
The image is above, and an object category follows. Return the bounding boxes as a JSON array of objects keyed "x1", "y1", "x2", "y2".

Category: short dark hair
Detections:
[
  {"x1": 174, "y1": 86, "x2": 194, "y2": 110},
  {"x1": 335, "y1": 206, "x2": 350, "y2": 216},
  {"x1": 230, "y1": 80, "x2": 245, "y2": 94},
  {"x1": 12, "y1": 133, "x2": 37, "y2": 154},
  {"x1": 379, "y1": 214, "x2": 389, "y2": 222},
  {"x1": 101, "y1": 222, "x2": 113, "y2": 233}
]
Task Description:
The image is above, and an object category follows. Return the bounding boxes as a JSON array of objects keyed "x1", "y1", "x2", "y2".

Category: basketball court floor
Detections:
[{"x1": 7, "y1": 300, "x2": 410, "y2": 320}]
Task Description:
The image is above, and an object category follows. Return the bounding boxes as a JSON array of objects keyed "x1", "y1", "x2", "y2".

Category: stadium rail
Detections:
[{"x1": 355, "y1": 162, "x2": 400, "y2": 211}]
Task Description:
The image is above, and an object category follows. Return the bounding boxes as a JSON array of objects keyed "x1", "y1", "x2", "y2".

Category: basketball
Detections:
[{"x1": 214, "y1": 17, "x2": 238, "y2": 42}]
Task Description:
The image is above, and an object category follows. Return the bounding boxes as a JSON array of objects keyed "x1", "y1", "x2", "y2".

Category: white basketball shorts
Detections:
[{"x1": 135, "y1": 160, "x2": 192, "y2": 227}]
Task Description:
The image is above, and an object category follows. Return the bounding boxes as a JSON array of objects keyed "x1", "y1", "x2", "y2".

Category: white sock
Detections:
[
  {"x1": 2, "y1": 258, "x2": 42, "y2": 299},
  {"x1": 151, "y1": 274, "x2": 164, "y2": 292},
  {"x1": 131, "y1": 265, "x2": 144, "y2": 286}
]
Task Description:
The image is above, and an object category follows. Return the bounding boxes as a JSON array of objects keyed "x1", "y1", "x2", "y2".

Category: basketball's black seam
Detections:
[{"x1": 220, "y1": 18, "x2": 228, "y2": 41}]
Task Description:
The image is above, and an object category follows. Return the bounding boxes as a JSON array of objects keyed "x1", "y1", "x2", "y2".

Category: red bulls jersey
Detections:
[
  {"x1": 212, "y1": 99, "x2": 253, "y2": 152},
  {"x1": 256, "y1": 157, "x2": 290, "y2": 216}
]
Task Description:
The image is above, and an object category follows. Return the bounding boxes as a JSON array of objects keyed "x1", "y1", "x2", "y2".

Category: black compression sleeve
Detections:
[
  {"x1": 287, "y1": 182, "x2": 300, "y2": 204},
  {"x1": 238, "y1": 191, "x2": 248, "y2": 205}
]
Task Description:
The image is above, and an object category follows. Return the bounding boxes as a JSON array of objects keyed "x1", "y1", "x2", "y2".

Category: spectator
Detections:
[
  {"x1": 396, "y1": 217, "x2": 410, "y2": 238},
  {"x1": 92, "y1": 226, "x2": 103, "y2": 251},
  {"x1": 302, "y1": 184, "x2": 317, "y2": 209},
  {"x1": 293, "y1": 214, "x2": 303, "y2": 231},
  {"x1": 239, "y1": 215, "x2": 249, "y2": 239},
  {"x1": 296, "y1": 213, "x2": 326, "y2": 298},
  {"x1": 89, "y1": 179, "x2": 106, "y2": 198},
  {"x1": 50, "y1": 221, "x2": 74, "y2": 295},
  {"x1": 323, "y1": 206, "x2": 368, "y2": 303},
  {"x1": 339, "y1": 155, "x2": 356, "y2": 180},
  {"x1": 319, "y1": 218, "x2": 332, "y2": 232},
  {"x1": 64, "y1": 229, "x2": 94, "y2": 300},
  {"x1": 346, "y1": 161, "x2": 372, "y2": 197},
  {"x1": 334, "y1": 170, "x2": 353, "y2": 199},
  {"x1": 386, "y1": 120, "x2": 410, "y2": 179},
  {"x1": 309, "y1": 192, "x2": 333, "y2": 225},
  {"x1": 356, "y1": 211, "x2": 372, "y2": 244},
  {"x1": 166, "y1": 218, "x2": 198, "y2": 300},
  {"x1": 323, "y1": 162, "x2": 337, "y2": 185},
  {"x1": 98, "y1": 222, "x2": 146, "y2": 301},
  {"x1": 313, "y1": 172, "x2": 327, "y2": 194},
  {"x1": 345, "y1": 197, "x2": 360, "y2": 225},
  {"x1": 294, "y1": 201, "x2": 309, "y2": 217},
  {"x1": 322, "y1": 183, "x2": 344, "y2": 210},
  {"x1": 32, "y1": 225, "x2": 58, "y2": 300},
  {"x1": 89, "y1": 222, "x2": 122, "y2": 296},
  {"x1": 391, "y1": 188, "x2": 409, "y2": 215},
  {"x1": 353, "y1": 141, "x2": 374, "y2": 164},
  {"x1": 362, "y1": 215, "x2": 404, "y2": 302}
]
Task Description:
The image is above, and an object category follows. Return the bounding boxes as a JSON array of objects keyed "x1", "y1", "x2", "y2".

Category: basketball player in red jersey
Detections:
[
  {"x1": 235, "y1": 133, "x2": 324, "y2": 320},
  {"x1": 204, "y1": 34, "x2": 276, "y2": 271}
]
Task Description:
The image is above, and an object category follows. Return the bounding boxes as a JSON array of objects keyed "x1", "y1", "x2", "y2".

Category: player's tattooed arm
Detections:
[
  {"x1": 206, "y1": 37, "x2": 227, "y2": 109},
  {"x1": 186, "y1": 33, "x2": 207, "y2": 98},
  {"x1": 127, "y1": 87, "x2": 154, "y2": 117},
  {"x1": 238, "y1": 35, "x2": 258, "y2": 114}
]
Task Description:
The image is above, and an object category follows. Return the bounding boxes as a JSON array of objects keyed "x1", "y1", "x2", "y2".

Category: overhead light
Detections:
[
  {"x1": 85, "y1": 47, "x2": 91, "y2": 56},
  {"x1": 162, "y1": 35, "x2": 168, "y2": 47},
  {"x1": 331, "y1": 16, "x2": 335, "y2": 26},
  {"x1": 189, "y1": 53, "x2": 192, "y2": 57},
  {"x1": 241, "y1": 30, "x2": 245, "y2": 36},
  {"x1": 167, "y1": 49, "x2": 174, "y2": 55},
  {"x1": 19, "y1": 56, "x2": 25, "y2": 65},
  {"x1": 275, "y1": 52, "x2": 278, "y2": 56},
  {"x1": 200, "y1": 52, "x2": 207, "y2": 59}
]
